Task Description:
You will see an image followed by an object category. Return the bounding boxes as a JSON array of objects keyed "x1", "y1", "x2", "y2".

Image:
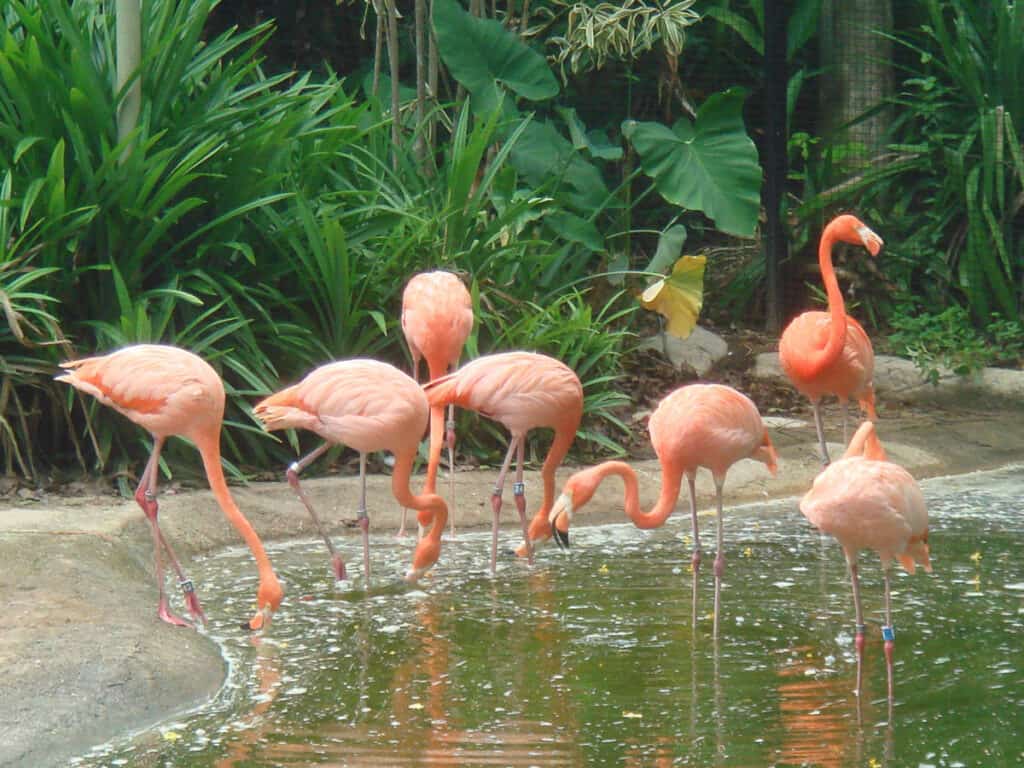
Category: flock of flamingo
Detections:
[{"x1": 57, "y1": 213, "x2": 932, "y2": 708}]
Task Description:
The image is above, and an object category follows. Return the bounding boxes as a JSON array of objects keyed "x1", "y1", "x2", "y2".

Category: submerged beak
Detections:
[
  {"x1": 245, "y1": 603, "x2": 273, "y2": 632},
  {"x1": 856, "y1": 224, "x2": 884, "y2": 256},
  {"x1": 549, "y1": 493, "x2": 573, "y2": 550},
  {"x1": 404, "y1": 564, "x2": 430, "y2": 584}
]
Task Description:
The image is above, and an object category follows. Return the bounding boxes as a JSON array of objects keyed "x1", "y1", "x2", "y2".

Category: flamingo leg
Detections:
[
  {"x1": 513, "y1": 438, "x2": 533, "y2": 566},
  {"x1": 882, "y1": 565, "x2": 896, "y2": 716},
  {"x1": 397, "y1": 355, "x2": 422, "y2": 539},
  {"x1": 812, "y1": 400, "x2": 831, "y2": 465},
  {"x1": 687, "y1": 472, "x2": 701, "y2": 630},
  {"x1": 841, "y1": 401, "x2": 850, "y2": 447},
  {"x1": 712, "y1": 477, "x2": 726, "y2": 640},
  {"x1": 136, "y1": 438, "x2": 206, "y2": 627},
  {"x1": 286, "y1": 442, "x2": 347, "y2": 582},
  {"x1": 489, "y1": 437, "x2": 520, "y2": 575},
  {"x1": 135, "y1": 438, "x2": 188, "y2": 627},
  {"x1": 446, "y1": 402, "x2": 457, "y2": 538},
  {"x1": 357, "y1": 452, "x2": 370, "y2": 584},
  {"x1": 848, "y1": 558, "x2": 866, "y2": 701}
]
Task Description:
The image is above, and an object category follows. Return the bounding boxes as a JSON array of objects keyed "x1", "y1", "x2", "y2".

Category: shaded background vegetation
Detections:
[{"x1": 1, "y1": 0, "x2": 1022, "y2": 488}]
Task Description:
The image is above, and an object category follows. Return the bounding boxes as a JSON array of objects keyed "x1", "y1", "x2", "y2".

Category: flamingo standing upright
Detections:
[
  {"x1": 778, "y1": 214, "x2": 884, "y2": 464},
  {"x1": 398, "y1": 271, "x2": 474, "y2": 537},
  {"x1": 57, "y1": 345, "x2": 283, "y2": 630},
  {"x1": 799, "y1": 421, "x2": 931, "y2": 712},
  {"x1": 548, "y1": 383, "x2": 777, "y2": 638},
  {"x1": 424, "y1": 351, "x2": 583, "y2": 575},
  {"x1": 253, "y1": 359, "x2": 447, "y2": 584}
]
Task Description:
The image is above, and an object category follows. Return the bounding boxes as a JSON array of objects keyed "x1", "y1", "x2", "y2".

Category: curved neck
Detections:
[
  {"x1": 393, "y1": 451, "x2": 447, "y2": 540},
  {"x1": 806, "y1": 223, "x2": 849, "y2": 377},
  {"x1": 424, "y1": 404, "x2": 446, "y2": 495},
  {"x1": 590, "y1": 460, "x2": 682, "y2": 530},
  {"x1": 195, "y1": 434, "x2": 275, "y2": 577},
  {"x1": 540, "y1": 419, "x2": 580, "y2": 516}
]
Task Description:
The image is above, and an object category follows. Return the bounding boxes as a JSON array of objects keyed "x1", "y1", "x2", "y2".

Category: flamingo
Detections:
[
  {"x1": 423, "y1": 351, "x2": 583, "y2": 575},
  {"x1": 778, "y1": 214, "x2": 884, "y2": 464},
  {"x1": 253, "y1": 359, "x2": 447, "y2": 584},
  {"x1": 799, "y1": 420, "x2": 931, "y2": 711},
  {"x1": 398, "y1": 271, "x2": 474, "y2": 537},
  {"x1": 56, "y1": 344, "x2": 283, "y2": 630},
  {"x1": 548, "y1": 383, "x2": 777, "y2": 638}
]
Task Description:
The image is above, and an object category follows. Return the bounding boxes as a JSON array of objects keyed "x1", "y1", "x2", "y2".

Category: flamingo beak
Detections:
[
  {"x1": 856, "y1": 225, "x2": 884, "y2": 256},
  {"x1": 549, "y1": 492, "x2": 573, "y2": 550},
  {"x1": 404, "y1": 564, "x2": 430, "y2": 583},
  {"x1": 245, "y1": 604, "x2": 274, "y2": 632}
]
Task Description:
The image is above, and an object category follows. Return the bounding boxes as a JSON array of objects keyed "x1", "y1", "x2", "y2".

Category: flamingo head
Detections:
[
  {"x1": 247, "y1": 574, "x2": 284, "y2": 631},
  {"x1": 754, "y1": 429, "x2": 779, "y2": 476},
  {"x1": 404, "y1": 537, "x2": 441, "y2": 583},
  {"x1": 832, "y1": 214, "x2": 884, "y2": 257},
  {"x1": 548, "y1": 467, "x2": 604, "y2": 549}
]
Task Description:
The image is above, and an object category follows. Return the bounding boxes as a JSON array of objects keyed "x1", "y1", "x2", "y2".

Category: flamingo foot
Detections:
[
  {"x1": 158, "y1": 597, "x2": 192, "y2": 628},
  {"x1": 180, "y1": 580, "x2": 207, "y2": 626}
]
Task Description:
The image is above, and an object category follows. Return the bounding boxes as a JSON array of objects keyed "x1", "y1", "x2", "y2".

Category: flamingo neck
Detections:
[
  {"x1": 196, "y1": 435, "x2": 277, "y2": 580},
  {"x1": 806, "y1": 223, "x2": 849, "y2": 377},
  {"x1": 393, "y1": 451, "x2": 448, "y2": 540},
  {"x1": 423, "y1": 404, "x2": 446, "y2": 495},
  {"x1": 540, "y1": 421, "x2": 579, "y2": 516},
  {"x1": 590, "y1": 460, "x2": 682, "y2": 530}
]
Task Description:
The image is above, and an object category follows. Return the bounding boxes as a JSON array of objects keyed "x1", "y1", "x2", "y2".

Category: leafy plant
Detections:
[{"x1": 888, "y1": 305, "x2": 1024, "y2": 385}]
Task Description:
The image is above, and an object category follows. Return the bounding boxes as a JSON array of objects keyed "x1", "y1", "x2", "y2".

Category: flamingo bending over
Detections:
[
  {"x1": 57, "y1": 344, "x2": 283, "y2": 630},
  {"x1": 424, "y1": 351, "x2": 583, "y2": 575},
  {"x1": 779, "y1": 214, "x2": 883, "y2": 464},
  {"x1": 253, "y1": 359, "x2": 447, "y2": 584},
  {"x1": 799, "y1": 421, "x2": 931, "y2": 711},
  {"x1": 549, "y1": 383, "x2": 777, "y2": 638},
  {"x1": 399, "y1": 271, "x2": 474, "y2": 537}
]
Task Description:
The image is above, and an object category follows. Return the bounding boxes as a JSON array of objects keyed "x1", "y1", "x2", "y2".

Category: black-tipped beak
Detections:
[{"x1": 553, "y1": 524, "x2": 570, "y2": 550}]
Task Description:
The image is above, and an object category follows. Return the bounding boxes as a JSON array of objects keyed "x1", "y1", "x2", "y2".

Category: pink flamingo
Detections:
[
  {"x1": 253, "y1": 359, "x2": 447, "y2": 584},
  {"x1": 398, "y1": 271, "x2": 474, "y2": 537},
  {"x1": 57, "y1": 345, "x2": 283, "y2": 630},
  {"x1": 799, "y1": 421, "x2": 931, "y2": 710},
  {"x1": 779, "y1": 214, "x2": 884, "y2": 463},
  {"x1": 424, "y1": 351, "x2": 583, "y2": 575},
  {"x1": 548, "y1": 383, "x2": 777, "y2": 638}
]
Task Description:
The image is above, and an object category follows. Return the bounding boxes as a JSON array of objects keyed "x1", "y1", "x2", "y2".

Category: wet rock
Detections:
[{"x1": 641, "y1": 327, "x2": 728, "y2": 376}]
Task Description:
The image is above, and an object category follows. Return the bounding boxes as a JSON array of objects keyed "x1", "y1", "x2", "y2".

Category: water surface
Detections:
[{"x1": 75, "y1": 466, "x2": 1024, "y2": 767}]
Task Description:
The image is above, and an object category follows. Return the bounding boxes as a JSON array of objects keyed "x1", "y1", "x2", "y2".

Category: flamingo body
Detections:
[
  {"x1": 58, "y1": 344, "x2": 283, "y2": 629},
  {"x1": 550, "y1": 383, "x2": 776, "y2": 636},
  {"x1": 254, "y1": 359, "x2": 447, "y2": 582},
  {"x1": 778, "y1": 214, "x2": 884, "y2": 462},
  {"x1": 425, "y1": 351, "x2": 583, "y2": 570},
  {"x1": 401, "y1": 271, "x2": 473, "y2": 381}
]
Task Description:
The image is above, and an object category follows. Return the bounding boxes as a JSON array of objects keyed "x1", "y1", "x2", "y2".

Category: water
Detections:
[{"x1": 75, "y1": 466, "x2": 1024, "y2": 767}]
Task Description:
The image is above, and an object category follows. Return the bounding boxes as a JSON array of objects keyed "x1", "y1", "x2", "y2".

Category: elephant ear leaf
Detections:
[
  {"x1": 623, "y1": 88, "x2": 761, "y2": 237},
  {"x1": 640, "y1": 255, "x2": 706, "y2": 339},
  {"x1": 433, "y1": 0, "x2": 559, "y2": 114}
]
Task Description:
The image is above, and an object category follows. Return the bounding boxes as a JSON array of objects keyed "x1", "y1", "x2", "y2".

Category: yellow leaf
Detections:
[
  {"x1": 409, "y1": 702, "x2": 425, "y2": 710},
  {"x1": 623, "y1": 711, "x2": 643, "y2": 719},
  {"x1": 640, "y1": 255, "x2": 706, "y2": 338},
  {"x1": 970, "y1": 551, "x2": 982, "y2": 563},
  {"x1": 742, "y1": 547, "x2": 753, "y2": 557},
  {"x1": 598, "y1": 564, "x2": 609, "y2": 574},
  {"x1": 163, "y1": 731, "x2": 181, "y2": 742}
]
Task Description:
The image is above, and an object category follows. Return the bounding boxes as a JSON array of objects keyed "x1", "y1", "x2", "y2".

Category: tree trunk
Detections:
[
  {"x1": 415, "y1": 0, "x2": 427, "y2": 166},
  {"x1": 115, "y1": 0, "x2": 142, "y2": 154},
  {"x1": 819, "y1": 0, "x2": 894, "y2": 156},
  {"x1": 385, "y1": 0, "x2": 401, "y2": 170}
]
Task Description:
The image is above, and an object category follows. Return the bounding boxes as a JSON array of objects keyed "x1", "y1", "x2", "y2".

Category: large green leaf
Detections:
[
  {"x1": 623, "y1": 88, "x2": 762, "y2": 237},
  {"x1": 432, "y1": 0, "x2": 559, "y2": 114}
]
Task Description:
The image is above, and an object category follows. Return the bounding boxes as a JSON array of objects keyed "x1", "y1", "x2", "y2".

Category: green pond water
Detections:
[{"x1": 74, "y1": 466, "x2": 1023, "y2": 767}]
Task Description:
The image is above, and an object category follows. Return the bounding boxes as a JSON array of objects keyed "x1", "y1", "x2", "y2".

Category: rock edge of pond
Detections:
[{"x1": 3, "y1": 402, "x2": 1024, "y2": 767}]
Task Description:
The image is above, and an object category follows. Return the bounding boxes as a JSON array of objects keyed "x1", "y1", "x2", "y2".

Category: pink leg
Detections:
[
  {"x1": 848, "y1": 558, "x2": 866, "y2": 703},
  {"x1": 882, "y1": 566, "x2": 896, "y2": 717},
  {"x1": 135, "y1": 438, "x2": 201, "y2": 627},
  {"x1": 712, "y1": 477, "x2": 726, "y2": 640},
  {"x1": 812, "y1": 400, "x2": 831, "y2": 465},
  {"x1": 286, "y1": 442, "x2": 347, "y2": 582},
  {"x1": 446, "y1": 402, "x2": 457, "y2": 538},
  {"x1": 489, "y1": 437, "x2": 520, "y2": 576},
  {"x1": 357, "y1": 453, "x2": 370, "y2": 584},
  {"x1": 397, "y1": 355, "x2": 422, "y2": 539},
  {"x1": 686, "y1": 472, "x2": 701, "y2": 630},
  {"x1": 513, "y1": 438, "x2": 533, "y2": 566}
]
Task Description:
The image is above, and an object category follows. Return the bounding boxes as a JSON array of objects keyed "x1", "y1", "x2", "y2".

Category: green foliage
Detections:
[
  {"x1": 888, "y1": 305, "x2": 1024, "y2": 385},
  {"x1": 836, "y1": 0, "x2": 1024, "y2": 326},
  {"x1": 623, "y1": 88, "x2": 762, "y2": 237}
]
